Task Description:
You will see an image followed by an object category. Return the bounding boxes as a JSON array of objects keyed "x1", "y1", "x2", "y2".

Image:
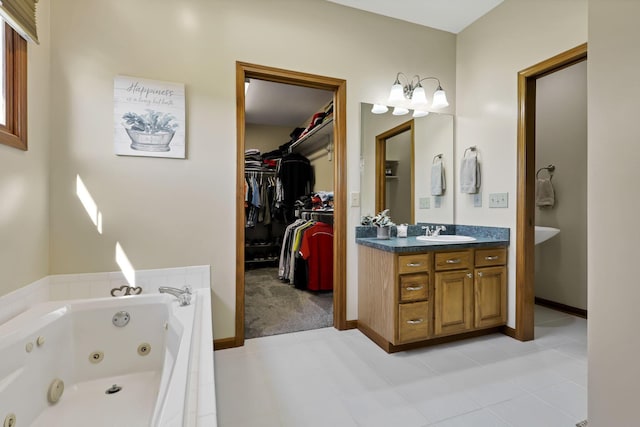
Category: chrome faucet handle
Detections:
[
  {"x1": 433, "y1": 225, "x2": 447, "y2": 236},
  {"x1": 421, "y1": 226, "x2": 433, "y2": 236},
  {"x1": 178, "y1": 292, "x2": 192, "y2": 306}
]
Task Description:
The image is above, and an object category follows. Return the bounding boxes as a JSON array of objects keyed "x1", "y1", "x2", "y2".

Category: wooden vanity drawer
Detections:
[
  {"x1": 434, "y1": 250, "x2": 473, "y2": 271},
  {"x1": 398, "y1": 301, "x2": 429, "y2": 343},
  {"x1": 475, "y1": 247, "x2": 507, "y2": 267},
  {"x1": 399, "y1": 273, "x2": 429, "y2": 302},
  {"x1": 398, "y1": 253, "x2": 431, "y2": 275}
]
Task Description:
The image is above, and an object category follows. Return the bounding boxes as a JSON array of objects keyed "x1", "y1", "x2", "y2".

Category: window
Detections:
[{"x1": 0, "y1": 22, "x2": 27, "y2": 150}]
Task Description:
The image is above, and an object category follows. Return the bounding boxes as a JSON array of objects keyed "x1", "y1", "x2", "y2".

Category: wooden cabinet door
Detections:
[
  {"x1": 474, "y1": 266, "x2": 507, "y2": 328},
  {"x1": 434, "y1": 270, "x2": 473, "y2": 336}
]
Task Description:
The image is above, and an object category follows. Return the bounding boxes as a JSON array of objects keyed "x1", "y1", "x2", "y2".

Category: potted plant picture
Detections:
[
  {"x1": 361, "y1": 209, "x2": 395, "y2": 239},
  {"x1": 122, "y1": 109, "x2": 179, "y2": 152}
]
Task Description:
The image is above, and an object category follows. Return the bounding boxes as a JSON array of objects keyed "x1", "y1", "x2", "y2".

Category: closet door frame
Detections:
[{"x1": 232, "y1": 61, "x2": 347, "y2": 348}]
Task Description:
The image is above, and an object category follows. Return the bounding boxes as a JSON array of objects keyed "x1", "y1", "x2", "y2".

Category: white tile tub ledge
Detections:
[{"x1": 0, "y1": 265, "x2": 217, "y2": 427}]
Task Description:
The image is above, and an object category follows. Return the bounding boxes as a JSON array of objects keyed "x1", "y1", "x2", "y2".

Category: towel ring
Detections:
[
  {"x1": 463, "y1": 146, "x2": 477, "y2": 157},
  {"x1": 536, "y1": 164, "x2": 555, "y2": 179},
  {"x1": 433, "y1": 154, "x2": 443, "y2": 163}
]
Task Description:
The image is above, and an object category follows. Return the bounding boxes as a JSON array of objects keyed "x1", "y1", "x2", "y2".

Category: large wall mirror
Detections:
[{"x1": 360, "y1": 103, "x2": 454, "y2": 225}]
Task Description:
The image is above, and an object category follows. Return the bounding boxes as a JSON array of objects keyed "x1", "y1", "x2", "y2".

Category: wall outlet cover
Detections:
[
  {"x1": 419, "y1": 197, "x2": 430, "y2": 209},
  {"x1": 489, "y1": 192, "x2": 509, "y2": 208},
  {"x1": 473, "y1": 192, "x2": 482, "y2": 207},
  {"x1": 350, "y1": 191, "x2": 360, "y2": 207}
]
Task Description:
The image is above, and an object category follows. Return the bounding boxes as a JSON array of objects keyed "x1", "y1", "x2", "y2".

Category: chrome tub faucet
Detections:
[{"x1": 159, "y1": 286, "x2": 192, "y2": 306}]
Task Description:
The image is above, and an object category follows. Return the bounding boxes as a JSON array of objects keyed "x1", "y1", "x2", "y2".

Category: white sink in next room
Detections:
[{"x1": 535, "y1": 226, "x2": 560, "y2": 245}]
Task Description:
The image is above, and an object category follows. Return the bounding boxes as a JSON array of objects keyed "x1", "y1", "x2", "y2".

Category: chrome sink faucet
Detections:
[
  {"x1": 433, "y1": 225, "x2": 447, "y2": 236},
  {"x1": 422, "y1": 226, "x2": 434, "y2": 236},
  {"x1": 159, "y1": 286, "x2": 192, "y2": 306},
  {"x1": 421, "y1": 225, "x2": 447, "y2": 236}
]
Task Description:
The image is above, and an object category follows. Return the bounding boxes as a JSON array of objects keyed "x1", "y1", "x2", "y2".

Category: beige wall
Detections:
[
  {"x1": 588, "y1": 0, "x2": 640, "y2": 424},
  {"x1": 48, "y1": 0, "x2": 456, "y2": 338},
  {"x1": 309, "y1": 148, "x2": 334, "y2": 192},
  {"x1": 535, "y1": 61, "x2": 587, "y2": 310},
  {"x1": 456, "y1": 0, "x2": 588, "y2": 326},
  {"x1": 245, "y1": 124, "x2": 291, "y2": 155},
  {"x1": 0, "y1": 2, "x2": 51, "y2": 296}
]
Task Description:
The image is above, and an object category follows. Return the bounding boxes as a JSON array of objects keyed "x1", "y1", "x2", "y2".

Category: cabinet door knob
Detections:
[
  {"x1": 485, "y1": 256, "x2": 499, "y2": 261},
  {"x1": 406, "y1": 318, "x2": 424, "y2": 325},
  {"x1": 406, "y1": 286, "x2": 424, "y2": 291},
  {"x1": 445, "y1": 259, "x2": 461, "y2": 264},
  {"x1": 478, "y1": 272, "x2": 484, "y2": 277},
  {"x1": 407, "y1": 262, "x2": 422, "y2": 267},
  {"x1": 466, "y1": 273, "x2": 473, "y2": 278}
]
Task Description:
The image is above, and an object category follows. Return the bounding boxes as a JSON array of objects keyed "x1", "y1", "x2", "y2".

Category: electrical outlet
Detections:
[
  {"x1": 434, "y1": 196, "x2": 441, "y2": 208},
  {"x1": 489, "y1": 192, "x2": 509, "y2": 208},
  {"x1": 350, "y1": 192, "x2": 360, "y2": 207},
  {"x1": 473, "y1": 192, "x2": 482, "y2": 208},
  {"x1": 419, "y1": 197, "x2": 430, "y2": 209}
]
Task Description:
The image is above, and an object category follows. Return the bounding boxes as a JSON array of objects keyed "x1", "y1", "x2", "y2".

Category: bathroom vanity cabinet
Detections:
[{"x1": 357, "y1": 243, "x2": 507, "y2": 353}]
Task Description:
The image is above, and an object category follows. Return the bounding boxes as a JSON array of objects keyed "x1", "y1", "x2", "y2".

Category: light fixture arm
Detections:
[
  {"x1": 405, "y1": 75, "x2": 442, "y2": 98},
  {"x1": 387, "y1": 72, "x2": 449, "y2": 111}
]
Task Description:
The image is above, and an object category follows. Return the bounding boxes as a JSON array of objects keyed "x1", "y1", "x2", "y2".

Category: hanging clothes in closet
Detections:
[
  {"x1": 277, "y1": 152, "x2": 314, "y2": 222},
  {"x1": 278, "y1": 213, "x2": 333, "y2": 291},
  {"x1": 244, "y1": 170, "x2": 277, "y2": 228}
]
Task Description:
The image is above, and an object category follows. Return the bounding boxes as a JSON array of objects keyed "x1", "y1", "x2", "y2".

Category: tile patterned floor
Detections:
[{"x1": 214, "y1": 305, "x2": 587, "y2": 426}]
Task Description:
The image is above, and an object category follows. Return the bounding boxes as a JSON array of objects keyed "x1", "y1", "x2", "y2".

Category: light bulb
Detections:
[
  {"x1": 431, "y1": 86, "x2": 449, "y2": 109},
  {"x1": 388, "y1": 83, "x2": 405, "y2": 104},
  {"x1": 371, "y1": 104, "x2": 389, "y2": 114},
  {"x1": 411, "y1": 86, "x2": 428, "y2": 106},
  {"x1": 392, "y1": 107, "x2": 409, "y2": 116}
]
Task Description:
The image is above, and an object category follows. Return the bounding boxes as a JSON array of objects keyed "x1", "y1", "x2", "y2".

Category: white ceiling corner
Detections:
[{"x1": 325, "y1": 0, "x2": 504, "y2": 34}]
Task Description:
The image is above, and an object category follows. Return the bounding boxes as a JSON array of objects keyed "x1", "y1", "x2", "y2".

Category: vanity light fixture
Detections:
[
  {"x1": 392, "y1": 106, "x2": 409, "y2": 116},
  {"x1": 413, "y1": 110, "x2": 429, "y2": 118},
  {"x1": 371, "y1": 104, "x2": 389, "y2": 114},
  {"x1": 388, "y1": 73, "x2": 449, "y2": 109}
]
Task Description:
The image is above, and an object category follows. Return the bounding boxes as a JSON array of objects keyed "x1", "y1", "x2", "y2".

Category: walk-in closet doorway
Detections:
[{"x1": 234, "y1": 62, "x2": 347, "y2": 348}]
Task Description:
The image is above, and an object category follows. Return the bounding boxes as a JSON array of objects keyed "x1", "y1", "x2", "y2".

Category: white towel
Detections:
[
  {"x1": 535, "y1": 178, "x2": 555, "y2": 207},
  {"x1": 460, "y1": 154, "x2": 480, "y2": 194},
  {"x1": 431, "y1": 160, "x2": 445, "y2": 196}
]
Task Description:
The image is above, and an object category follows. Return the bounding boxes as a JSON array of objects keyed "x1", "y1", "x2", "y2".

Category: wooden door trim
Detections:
[
  {"x1": 515, "y1": 43, "x2": 587, "y2": 341},
  {"x1": 234, "y1": 62, "x2": 347, "y2": 348},
  {"x1": 374, "y1": 119, "x2": 415, "y2": 223}
]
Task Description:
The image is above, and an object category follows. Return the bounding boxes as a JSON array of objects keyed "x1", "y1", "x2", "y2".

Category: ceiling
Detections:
[
  {"x1": 245, "y1": 80, "x2": 333, "y2": 127},
  {"x1": 244, "y1": 0, "x2": 504, "y2": 127},
  {"x1": 326, "y1": 0, "x2": 504, "y2": 34}
]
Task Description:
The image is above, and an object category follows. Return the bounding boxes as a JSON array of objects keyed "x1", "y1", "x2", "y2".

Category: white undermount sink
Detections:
[
  {"x1": 416, "y1": 235, "x2": 477, "y2": 243},
  {"x1": 535, "y1": 226, "x2": 560, "y2": 245}
]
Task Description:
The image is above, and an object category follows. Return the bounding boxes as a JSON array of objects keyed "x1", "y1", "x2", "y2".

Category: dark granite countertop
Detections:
[
  {"x1": 355, "y1": 223, "x2": 510, "y2": 253},
  {"x1": 356, "y1": 236, "x2": 509, "y2": 253}
]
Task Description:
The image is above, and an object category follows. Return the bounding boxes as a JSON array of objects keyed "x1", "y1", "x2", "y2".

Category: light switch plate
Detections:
[
  {"x1": 419, "y1": 197, "x2": 430, "y2": 209},
  {"x1": 489, "y1": 192, "x2": 509, "y2": 208},
  {"x1": 434, "y1": 196, "x2": 441, "y2": 208},
  {"x1": 350, "y1": 192, "x2": 360, "y2": 207},
  {"x1": 473, "y1": 192, "x2": 482, "y2": 208}
]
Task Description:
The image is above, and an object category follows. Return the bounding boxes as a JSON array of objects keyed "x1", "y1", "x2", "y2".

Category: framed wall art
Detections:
[{"x1": 113, "y1": 75, "x2": 186, "y2": 159}]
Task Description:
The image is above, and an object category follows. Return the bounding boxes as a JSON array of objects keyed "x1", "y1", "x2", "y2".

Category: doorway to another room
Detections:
[
  {"x1": 234, "y1": 62, "x2": 347, "y2": 347},
  {"x1": 516, "y1": 43, "x2": 587, "y2": 340}
]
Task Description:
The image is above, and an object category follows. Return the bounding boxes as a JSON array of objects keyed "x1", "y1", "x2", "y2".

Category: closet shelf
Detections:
[{"x1": 289, "y1": 117, "x2": 333, "y2": 157}]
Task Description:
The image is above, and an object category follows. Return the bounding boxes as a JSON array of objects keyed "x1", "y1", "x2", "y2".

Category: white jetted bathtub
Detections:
[{"x1": 0, "y1": 289, "x2": 215, "y2": 427}]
